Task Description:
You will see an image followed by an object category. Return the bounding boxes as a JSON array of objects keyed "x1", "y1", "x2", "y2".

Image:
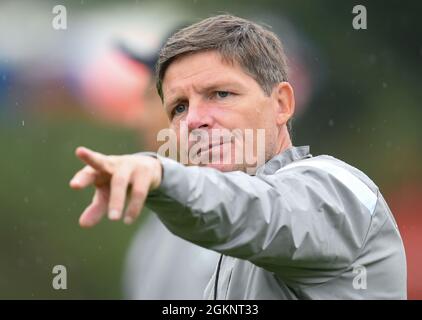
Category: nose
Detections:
[{"x1": 186, "y1": 101, "x2": 214, "y2": 131}]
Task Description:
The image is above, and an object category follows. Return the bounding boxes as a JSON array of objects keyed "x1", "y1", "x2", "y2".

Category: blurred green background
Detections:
[
  {"x1": 0, "y1": 0, "x2": 421, "y2": 298},
  {"x1": 0, "y1": 118, "x2": 143, "y2": 298}
]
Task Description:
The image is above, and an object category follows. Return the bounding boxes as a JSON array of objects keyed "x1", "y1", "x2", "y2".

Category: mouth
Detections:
[
  {"x1": 196, "y1": 141, "x2": 227, "y2": 157},
  {"x1": 187, "y1": 132, "x2": 235, "y2": 161}
]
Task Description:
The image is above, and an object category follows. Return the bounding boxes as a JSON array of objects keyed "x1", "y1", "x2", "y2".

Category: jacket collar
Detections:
[{"x1": 256, "y1": 145, "x2": 312, "y2": 175}]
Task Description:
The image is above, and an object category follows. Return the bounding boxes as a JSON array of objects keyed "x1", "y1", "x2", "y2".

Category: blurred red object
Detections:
[
  {"x1": 79, "y1": 49, "x2": 150, "y2": 127},
  {"x1": 388, "y1": 182, "x2": 422, "y2": 299}
]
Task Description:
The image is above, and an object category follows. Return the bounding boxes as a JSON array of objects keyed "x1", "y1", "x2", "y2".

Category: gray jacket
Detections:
[
  {"x1": 145, "y1": 146, "x2": 407, "y2": 299},
  {"x1": 124, "y1": 212, "x2": 219, "y2": 299}
]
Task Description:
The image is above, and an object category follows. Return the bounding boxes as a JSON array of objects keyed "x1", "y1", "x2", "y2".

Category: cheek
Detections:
[
  {"x1": 171, "y1": 122, "x2": 188, "y2": 149},
  {"x1": 169, "y1": 122, "x2": 177, "y2": 131},
  {"x1": 244, "y1": 97, "x2": 272, "y2": 126},
  {"x1": 211, "y1": 104, "x2": 255, "y2": 130},
  {"x1": 243, "y1": 105, "x2": 271, "y2": 131},
  {"x1": 211, "y1": 97, "x2": 272, "y2": 130},
  {"x1": 257, "y1": 100, "x2": 278, "y2": 127}
]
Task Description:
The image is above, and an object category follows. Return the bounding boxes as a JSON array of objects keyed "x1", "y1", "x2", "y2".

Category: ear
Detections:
[{"x1": 273, "y1": 82, "x2": 295, "y2": 126}]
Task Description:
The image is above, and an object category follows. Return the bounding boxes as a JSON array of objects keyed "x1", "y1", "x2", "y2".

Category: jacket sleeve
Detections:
[{"x1": 145, "y1": 154, "x2": 374, "y2": 284}]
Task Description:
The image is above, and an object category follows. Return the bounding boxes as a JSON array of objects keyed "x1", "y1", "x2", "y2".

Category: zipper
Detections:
[{"x1": 213, "y1": 254, "x2": 223, "y2": 300}]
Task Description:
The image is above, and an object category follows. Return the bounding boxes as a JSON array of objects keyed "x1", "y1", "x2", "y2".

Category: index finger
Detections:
[{"x1": 75, "y1": 146, "x2": 112, "y2": 173}]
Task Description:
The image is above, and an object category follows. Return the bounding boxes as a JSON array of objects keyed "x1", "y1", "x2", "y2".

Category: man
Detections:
[{"x1": 70, "y1": 15, "x2": 407, "y2": 299}]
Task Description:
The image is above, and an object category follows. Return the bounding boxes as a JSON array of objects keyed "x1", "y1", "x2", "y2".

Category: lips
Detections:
[
  {"x1": 197, "y1": 141, "x2": 226, "y2": 156},
  {"x1": 188, "y1": 136, "x2": 232, "y2": 155}
]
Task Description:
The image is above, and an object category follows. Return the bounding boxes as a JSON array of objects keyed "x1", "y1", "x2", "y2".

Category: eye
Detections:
[
  {"x1": 216, "y1": 91, "x2": 230, "y2": 99},
  {"x1": 172, "y1": 104, "x2": 187, "y2": 116}
]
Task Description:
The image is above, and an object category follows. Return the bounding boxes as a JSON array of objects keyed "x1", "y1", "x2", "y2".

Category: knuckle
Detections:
[
  {"x1": 134, "y1": 163, "x2": 150, "y2": 177},
  {"x1": 113, "y1": 175, "x2": 127, "y2": 187},
  {"x1": 131, "y1": 187, "x2": 146, "y2": 199}
]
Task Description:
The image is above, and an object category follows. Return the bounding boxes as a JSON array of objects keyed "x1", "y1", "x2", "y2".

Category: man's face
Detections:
[{"x1": 161, "y1": 50, "x2": 283, "y2": 172}]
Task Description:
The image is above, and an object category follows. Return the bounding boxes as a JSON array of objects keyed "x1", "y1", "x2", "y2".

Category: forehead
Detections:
[{"x1": 162, "y1": 51, "x2": 257, "y2": 99}]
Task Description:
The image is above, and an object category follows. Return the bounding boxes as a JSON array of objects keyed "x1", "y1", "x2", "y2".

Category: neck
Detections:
[{"x1": 276, "y1": 125, "x2": 292, "y2": 155}]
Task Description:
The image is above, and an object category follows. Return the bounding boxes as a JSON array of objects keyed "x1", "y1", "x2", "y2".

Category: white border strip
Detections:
[{"x1": 276, "y1": 159, "x2": 377, "y2": 215}]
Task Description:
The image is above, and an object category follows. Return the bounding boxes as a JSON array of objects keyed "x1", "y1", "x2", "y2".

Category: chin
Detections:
[
  {"x1": 201, "y1": 162, "x2": 244, "y2": 172},
  {"x1": 203, "y1": 163, "x2": 234, "y2": 172}
]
